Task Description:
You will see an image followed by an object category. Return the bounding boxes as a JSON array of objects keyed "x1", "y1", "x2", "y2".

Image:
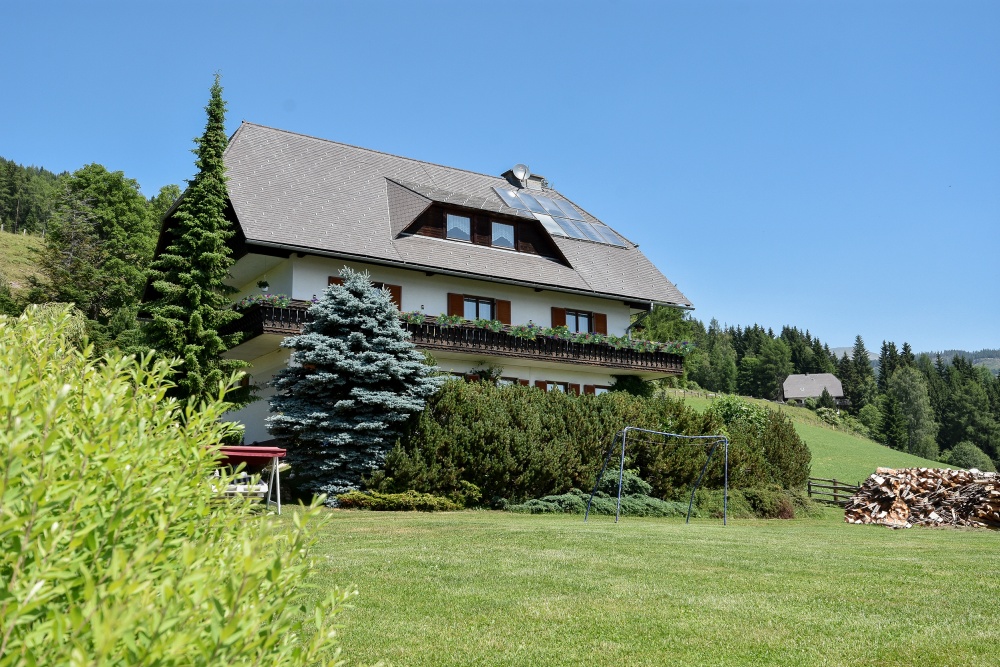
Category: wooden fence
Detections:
[{"x1": 807, "y1": 477, "x2": 861, "y2": 506}]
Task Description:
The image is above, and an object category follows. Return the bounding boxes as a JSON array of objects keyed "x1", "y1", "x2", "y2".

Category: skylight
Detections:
[{"x1": 492, "y1": 186, "x2": 626, "y2": 248}]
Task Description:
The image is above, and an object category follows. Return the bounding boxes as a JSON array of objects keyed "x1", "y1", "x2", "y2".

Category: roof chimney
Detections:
[{"x1": 525, "y1": 173, "x2": 546, "y2": 191}]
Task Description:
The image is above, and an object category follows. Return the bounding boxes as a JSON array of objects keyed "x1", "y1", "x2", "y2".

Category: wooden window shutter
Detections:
[
  {"x1": 386, "y1": 284, "x2": 402, "y2": 310},
  {"x1": 496, "y1": 299, "x2": 511, "y2": 325},
  {"x1": 465, "y1": 374, "x2": 480, "y2": 382},
  {"x1": 518, "y1": 379, "x2": 530, "y2": 386},
  {"x1": 569, "y1": 383, "x2": 581, "y2": 396},
  {"x1": 551, "y1": 307, "x2": 566, "y2": 328},
  {"x1": 328, "y1": 276, "x2": 344, "y2": 286},
  {"x1": 534, "y1": 380, "x2": 548, "y2": 391},
  {"x1": 594, "y1": 313, "x2": 608, "y2": 335},
  {"x1": 583, "y1": 385, "x2": 596, "y2": 395},
  {"x1": 447, "y1": 293, "x2": 464, "y2": 317}
]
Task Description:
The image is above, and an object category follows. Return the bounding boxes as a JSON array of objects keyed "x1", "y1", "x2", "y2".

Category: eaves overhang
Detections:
[{"x1": 242, "y1": 240, "x2": 693, "y2": 310}]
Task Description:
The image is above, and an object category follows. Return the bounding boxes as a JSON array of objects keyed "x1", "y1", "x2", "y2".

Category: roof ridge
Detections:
[{"x1": 237, "y1": 121, "x2": 519, "y2": 186}]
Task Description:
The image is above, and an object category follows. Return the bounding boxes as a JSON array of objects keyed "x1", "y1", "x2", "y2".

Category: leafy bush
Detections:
[
  {"x1": 378, "y1": 383, "x2": 810, "y2": 503},
  {"x1": 336, "y1": 490, "x2": 460, "y2": 511},
  {"x1": 234, "y1": 292, "x2": 291, "y2": 309},
  {"x1": 942, "y1": 441, "x2": 997, "y2": 472},
  {"x1": 0, "y1": 306, "x2": 350, "y2": 666}
]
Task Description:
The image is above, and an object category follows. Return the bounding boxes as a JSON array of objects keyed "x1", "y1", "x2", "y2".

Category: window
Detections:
[
  {"x1": 446, "y1": 213, "x2": 471, "y2": 241},
  {"x1": 546, "y1": 382, "x2": 568, "y2": 393},
  {"x1": 463, "y1": 296, "x2": 494, "y2": 320},
  {"x1": 498, "y1": 377, "x2": 517, "y2": 387},
  {"x1": 594, "y1": 386, "x2": 611, "y2": 395},
  {"x1": 566, "y1": 310, "x2": 592, "y2": 333},
  {"x1": 491, "y1": 221, "x2": 515, "y2": 249}
]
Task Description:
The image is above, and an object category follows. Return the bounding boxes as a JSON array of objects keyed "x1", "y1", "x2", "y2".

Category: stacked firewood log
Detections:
[{"x1": 844, "y1": 467, "x2": 1000, "y2": 529}]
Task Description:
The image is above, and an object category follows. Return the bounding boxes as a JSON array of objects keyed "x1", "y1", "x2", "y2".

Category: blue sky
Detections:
[{"x1": 4, "y1": 1, "x2": 997, "y2": 353}]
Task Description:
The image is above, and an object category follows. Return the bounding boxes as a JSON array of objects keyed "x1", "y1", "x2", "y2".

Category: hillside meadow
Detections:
[{"x1": 0, "y1": 230, "x2": 44, "y2": 292}]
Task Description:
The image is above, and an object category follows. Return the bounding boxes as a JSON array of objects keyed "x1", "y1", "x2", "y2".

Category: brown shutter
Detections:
[
  {"x1": 465, "y1": 374, "x2": 480, "y2": 382},
  {"x1": 584, "y1": 385, "x2": 596, "y2": 395},
  {"x1": 496, "y1": 299, "x2": 511, "y2": 325},
  {"x1": 594, "y1": 313, "x2": 608, "y2": 335},
  {"x1": 386, "y1": 284, "x2": 402, "y2": 310},
  {"x1": 534, "y1": 380, "x2": 548, "y2": 391},
  {"x1": 328, "y1": 276, "x2": 344, "y2": 286},
  {"x1": 447, "y1": 293, "x2": 464, "y2": 317},
  {"x1": 569, "y1": 383, "x2": 581, "y2": 396},
  {"x1": 551, "y1": 307, "x2": 566, "y2": 328},
  {"x1": 518, "y1": 379, "x2": 530, "y2": 386}
]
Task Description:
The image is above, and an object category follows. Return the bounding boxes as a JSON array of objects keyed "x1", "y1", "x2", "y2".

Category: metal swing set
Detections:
[{"x1": 584, "y1": 426, "x2": 730, "y2": 525}]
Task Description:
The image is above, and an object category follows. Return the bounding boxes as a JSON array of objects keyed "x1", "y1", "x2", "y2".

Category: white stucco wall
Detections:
[{"x1": 289, "y1": 255, "x2": 635, "y2": 335}]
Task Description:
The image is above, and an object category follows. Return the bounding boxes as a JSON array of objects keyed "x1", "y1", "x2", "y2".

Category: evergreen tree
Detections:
[
  {"x1": 887, "y1": 366, "x2": 939, "y2": 459},
  {"x1": 267, "y1": 268, "x2": 446, "y2": 500},
  {"x1": 817, "y1": 387, "x2": 837, "y2": 409},
  {"x1": 143, "y1": 75, "x2": 246, "y2": 407},
  {"x1": 900, "y1": 342, "x2": 916, "y2": 368},
  {"x1": 878, "y1": 391, "x2": 909, "y2": 451},
  {"x1": 846, "y1": 336, "x2": 876, "y2": 412},
  {"x1": 876, "y1": 340, "x2": 899, "y2": 394}
]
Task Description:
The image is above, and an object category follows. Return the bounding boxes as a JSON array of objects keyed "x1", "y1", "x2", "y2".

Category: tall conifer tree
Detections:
[{"x1": 143, "y1": 74, "x2": 246, "y2": 407}]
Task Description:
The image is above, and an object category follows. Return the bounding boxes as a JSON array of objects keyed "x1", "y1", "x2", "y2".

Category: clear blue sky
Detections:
[{"x1": 4, "y1": 1, "x2": 997, "y2": 354}]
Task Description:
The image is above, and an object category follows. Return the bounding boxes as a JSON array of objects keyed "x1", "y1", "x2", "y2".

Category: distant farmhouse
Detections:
[{"x1": 782, "y1": 373, "x2": 845, "y2": 406}]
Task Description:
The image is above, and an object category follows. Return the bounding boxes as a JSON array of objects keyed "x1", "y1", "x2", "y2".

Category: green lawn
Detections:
[
  {"x1": 306, "y1": 510, "x2": 999, "y2": 667},
  {"x1": 0, "y1": 231, "x2": 44, "y2": 292}
]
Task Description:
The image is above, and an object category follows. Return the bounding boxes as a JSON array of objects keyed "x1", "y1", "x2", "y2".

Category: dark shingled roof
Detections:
[
  {"x1": 782, "y1": 373, "x2": 845, "y2": 400},
  {"x1": 224, "y1": 122, "x2": 692, "y2": 307}
]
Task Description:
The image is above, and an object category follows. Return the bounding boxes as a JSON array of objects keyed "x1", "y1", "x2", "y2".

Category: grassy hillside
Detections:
[
  {"x1": 664, "y1": 389, "x2": 941, "y2": 482},
  {"x1": 0, "y1": 231, "x2": 44, "y2": 292}
]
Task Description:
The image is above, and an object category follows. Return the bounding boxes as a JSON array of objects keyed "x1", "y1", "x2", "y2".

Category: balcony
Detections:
[{"x1": 221, "y1": 303, "x2": 684, "y2": 375}]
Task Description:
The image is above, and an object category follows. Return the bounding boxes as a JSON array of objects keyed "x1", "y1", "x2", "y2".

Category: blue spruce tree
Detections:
[{"x1": 267, "y1": 268, "x2": 445, "y2": 501}]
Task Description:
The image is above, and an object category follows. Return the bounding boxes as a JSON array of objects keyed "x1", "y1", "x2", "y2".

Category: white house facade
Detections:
[{"x1": 194, "y1": 123, "x2": 692, "y2": 443}]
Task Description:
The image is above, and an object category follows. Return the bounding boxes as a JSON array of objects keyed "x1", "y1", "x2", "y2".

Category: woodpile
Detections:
[{"x1": 844, "y1": 467, "x2": 1000, "y2": 529}]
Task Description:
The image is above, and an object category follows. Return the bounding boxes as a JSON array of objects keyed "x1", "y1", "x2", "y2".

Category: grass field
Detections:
[
  {"x1": 307, "y1": 510, "x2": 1000, "y2": 667},
  {"x1": 0, "y1": 231, "x2": 44, "y2": 292}
]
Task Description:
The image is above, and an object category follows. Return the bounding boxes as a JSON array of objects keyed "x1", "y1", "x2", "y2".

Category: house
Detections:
[
  {"x1": 782, "y1": 373, "x2": 845, "y2": 405},
  {"x1": 207, "y1": 122, "x2": 692, "y2": 443}
]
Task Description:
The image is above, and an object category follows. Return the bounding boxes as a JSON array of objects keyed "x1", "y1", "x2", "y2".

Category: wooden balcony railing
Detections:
[{"x1": 221, "y1": 303, "x2": 684, "y2": 374}]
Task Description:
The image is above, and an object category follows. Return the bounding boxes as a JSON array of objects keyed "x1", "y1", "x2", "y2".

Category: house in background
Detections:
[
  {"x1": 782, "y1": 373, "x2": 845, "y2": 406},
  {"x1": 198, "y1": 122, "x2": 691, "y2": 443}
]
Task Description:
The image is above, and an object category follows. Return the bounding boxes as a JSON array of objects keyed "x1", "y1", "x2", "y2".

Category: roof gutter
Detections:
[{"x1": 244, "y1": 240, "x2": 693, "y2": 309}]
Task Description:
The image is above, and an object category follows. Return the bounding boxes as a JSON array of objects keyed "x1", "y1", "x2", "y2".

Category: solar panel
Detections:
[
  {"x1": 573, "y1": 220, "x2": 607, "y2": 243},
  {"x1": 532, "y1": 213, "x2": 567, "y2": 236},
  {"x1": 593, "y1": 224, "x2": 626, "y2": 247},
  {"x1": 552, "y1": 198, "x2": 585, "y2": 221},
  {"x1": 493, "y1": 187, "x2": 527, "y2": 210},
  {"x1": 515, "y1": 191, "x2": 548, "y2": 215},
  {"x1": 555, "y1": 218, "x2": 587, "y2": 239},
  {"x1": 534, "y1": 194, "x2": 568, "y2": 218}
]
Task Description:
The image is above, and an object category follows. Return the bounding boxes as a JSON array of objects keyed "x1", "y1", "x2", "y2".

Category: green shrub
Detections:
[
  {"x1": 594, "y1": 467, "x2": 653, "y2": 496},
  {"x1": 336, "y1": 490, "x2": 460, "y2": 511},
  {"x1": 379, "y1": 383, "x2": 811, "y2": 503},
  {"x1": 942, "y1": 441, "x2": 997, "y2": 472},
  {"x1": 0, "y1": 306, "x2": 350, "y2": 666}
]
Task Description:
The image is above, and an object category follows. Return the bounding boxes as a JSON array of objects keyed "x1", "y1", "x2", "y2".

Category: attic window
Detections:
[
  {"x1": 491, "y1": 221, "x2": 515, "y2": 249},
  {"x1": 446, "y1": 213, "x2": 471, "y2": 241}
]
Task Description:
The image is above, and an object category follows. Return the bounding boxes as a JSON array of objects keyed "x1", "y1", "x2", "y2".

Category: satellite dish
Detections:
[{"x1": 512, "y1": 163, "x2": 530, "y2": 181}]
